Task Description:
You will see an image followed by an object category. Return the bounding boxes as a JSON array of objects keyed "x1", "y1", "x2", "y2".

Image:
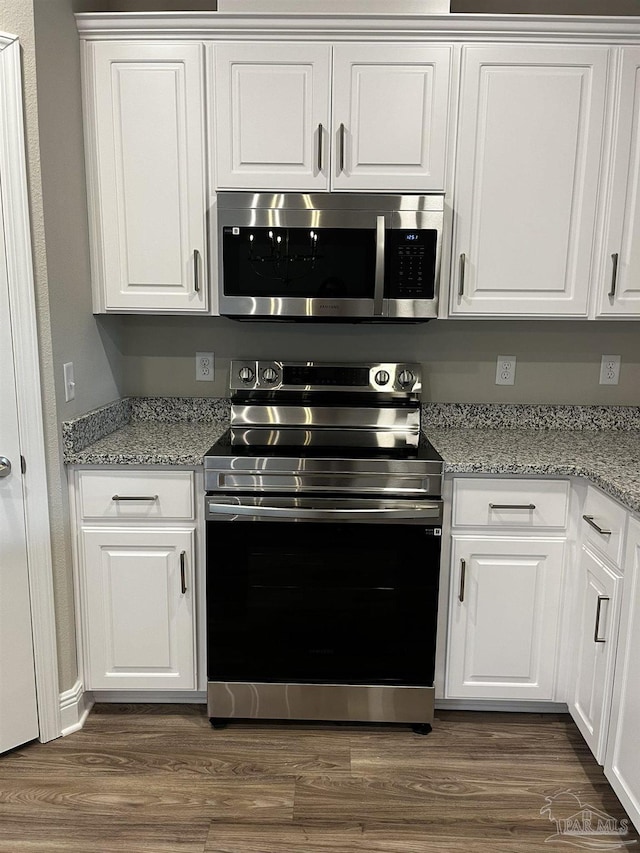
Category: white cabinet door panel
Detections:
[
  {"x1": 570, "y1": 546, "x2": 621, "y2": 764},
  {"x1": 81, "y1": 527, "x2": 196, "y2": 690},
  {"x1": 87, "y1": 42, "x2": 207, "y2": 312},
  {"x1": 447, "y1": 536, "x2": 565, "y2": 700},
  {"x1": 332, "y1": 44, "x2": 451, "y2": 191},
  {"x1": 605, "y1": 517, "x2": 640, "y2": 833},
  {"x1": 452, "y1": 46, "x2": 608, "y2": 316},
  {"x1": 214, "y1": 42, "x2": 331, "y2": 189},
  {"x1": 597, "y1": 48, "x2": 640, "y2": 317}
]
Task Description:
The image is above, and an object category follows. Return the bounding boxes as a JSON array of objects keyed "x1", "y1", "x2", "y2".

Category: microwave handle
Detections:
[{"x1": 374, "y1": 215, "x2": 385, "y2": 316}]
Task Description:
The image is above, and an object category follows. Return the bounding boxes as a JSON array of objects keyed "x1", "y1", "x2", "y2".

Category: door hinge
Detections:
[{"x1": 20, "y1": 455, "x2": 26, "y2": 474}]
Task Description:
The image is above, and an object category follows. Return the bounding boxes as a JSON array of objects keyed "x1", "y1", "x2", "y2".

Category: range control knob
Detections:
[
  {"x1": 397, "y1": 369, "x2": 415, "y2": 388},
  {"x1": 374, "y1": 370, "x2": 390, "y2": 386},
  {"x1": 262, "y1": 367, "x2": 279, "y2": 384},
  {"x1": 238, "y1": 366, "x2": 255, "y2": 384}
]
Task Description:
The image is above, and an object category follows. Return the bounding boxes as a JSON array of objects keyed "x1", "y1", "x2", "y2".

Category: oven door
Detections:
[{"x1": 205, "y1": 497, "x2": 442, "y2": 688}]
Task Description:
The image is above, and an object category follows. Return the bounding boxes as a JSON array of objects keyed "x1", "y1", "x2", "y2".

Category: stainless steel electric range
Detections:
[{"x1": 203, "y1": 361, "x2": 444, "y2": 733}]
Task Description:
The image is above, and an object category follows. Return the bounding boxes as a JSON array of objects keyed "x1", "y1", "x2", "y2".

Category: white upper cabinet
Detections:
[
  {"x1": 451, "y1": 45, "x2": 609, "y2": 317},
  {"x1": 331, "y1": 44, "x2": 451, "y2": 191},
  {"x1": 213, "y1": 42, "x2": 451, "y2": 192},
  {"x1": 84, "y1": 42, "x2": 208, "y2": 313},
  {"x1": 596, "y1": 47, "x2": 640, "y2": 317},
  {"x1": 213, "y1": 42, "x2": 331, "y2": 190}
]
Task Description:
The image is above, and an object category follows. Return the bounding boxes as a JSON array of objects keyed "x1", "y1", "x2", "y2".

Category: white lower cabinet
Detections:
[
  {"x1": 605, "y1": 517, "x2": 640, "y2": 832},
  {"x1": 569, "y1": 545, "x2": 622, "y2": 764},
  {"x1": 80, "y1": 527, "x2": 196, "y2": 690},
  {"x1": 447, "y1": 536, "x2": 565, "y2": 700}
]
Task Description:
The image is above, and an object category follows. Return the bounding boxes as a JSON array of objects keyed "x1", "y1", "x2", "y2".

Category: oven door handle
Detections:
[{"x1": 206, "y1": 501, "x2": 442, "y2": 521}]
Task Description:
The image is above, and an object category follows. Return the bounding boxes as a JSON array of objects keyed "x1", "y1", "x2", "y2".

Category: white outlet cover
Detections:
[
  {"x1": 495, "y1": 355, "x2": 516, "y2": 386},
  {"x1": 599, "y1": 355, "x2": 621, "y2": 385},
  {"x1": 63, "y1": 362, "x2": 75, "y2": 402},
  {"x1": 196, "y1": 352, "x2": 215, "y2": 382}
]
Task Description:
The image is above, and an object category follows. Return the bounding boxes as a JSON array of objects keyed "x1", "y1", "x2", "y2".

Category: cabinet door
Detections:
[
  {"x1": 451, "y1": 45, "x2": 608, "y2": 317},
  {"x1": 605, "y1": 517, "x2": 640, "y2": 833},
  {"x1": 214, "y1": 42, "x2": 331, "y2": 190},
  {"x1": 596, "y1": 48, "x2": 640, "y2": 317},
  {"x1": 85, "y1": 42, "x2": 207, "y2": 312},
  {"x1": 570, "y1": 546, "x2": 621, "y2": 764},
  {"x1": 80, "y1": 527, "x2": 196, "y2": 690},
  {"x1": 447, "y1": 536, "x2": 565, "y2": 700},
  {"x1": 331, "y1": 44, "x2": 451, "y2": 191}
]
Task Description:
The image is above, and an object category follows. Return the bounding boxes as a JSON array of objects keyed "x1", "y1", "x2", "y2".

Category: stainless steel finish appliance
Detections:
[
  {"x1": 204, "y1": 361, "x2": 444, "y2": 732},
  {"x1": 217, "y1": 193, "x2": 443, "y2": 321}
]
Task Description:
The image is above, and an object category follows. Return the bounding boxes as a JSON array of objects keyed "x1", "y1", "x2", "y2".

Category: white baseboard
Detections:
[
  {"x1": 59, "y1": 680, "x2": 94, "y2": 736},
  {"x1": 91, "y1": 690, "x2": 207, "y2": 704},
  {"x1": 435, "y1": 699, "x2": 568, "y2": 713}
]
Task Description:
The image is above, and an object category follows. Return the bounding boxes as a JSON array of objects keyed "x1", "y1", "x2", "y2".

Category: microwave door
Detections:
[{"x1": 219, "y1": 224, "x2": 378, "y2": 319}]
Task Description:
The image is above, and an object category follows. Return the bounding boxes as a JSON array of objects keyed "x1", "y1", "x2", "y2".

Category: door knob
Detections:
[{"x1": 0, "y1": 456, "x2": 12, "y2": 478}]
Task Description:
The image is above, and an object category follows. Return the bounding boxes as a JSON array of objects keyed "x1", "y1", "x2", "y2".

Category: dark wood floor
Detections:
[{"x1": 0, "y1": 704, "x2": 637, "y2": 852}]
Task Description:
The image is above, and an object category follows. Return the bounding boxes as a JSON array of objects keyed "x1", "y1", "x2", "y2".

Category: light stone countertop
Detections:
[{"x1": 426, "y1": 427, "x2": 640, "y2": 516}]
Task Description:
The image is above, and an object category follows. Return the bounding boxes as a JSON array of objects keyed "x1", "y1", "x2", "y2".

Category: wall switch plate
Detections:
[
  {"x1": 600, "y1": 355, "x2": 621, "y2": 385},
  {"x1": 196, "y1": 352, "x2": 214, "y2": 382},
  {"x1": 63, "y1": 362, "x2": 75, "y2": 401},
  {"x1": 495, "y1": 355, "x2": 516, "y2": 386}
]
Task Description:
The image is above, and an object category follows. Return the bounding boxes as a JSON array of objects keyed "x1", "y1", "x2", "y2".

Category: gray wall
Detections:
[{"x1": 121, "y1": 317, "x2": 640, "y2": 405}]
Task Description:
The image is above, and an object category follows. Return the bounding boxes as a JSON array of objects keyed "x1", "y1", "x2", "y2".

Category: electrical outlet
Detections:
[
  {"x1": 196, "y1": 352, "x2": 214, "y2": 382},
  {"x1": 600, "y1": 355, "x2": 621, "y2": 385},
  {"x1": 63, "y1": 362, "x2": 75, "y2": 401},
  {"x1": 495, "y1": 355, "x2": 516, "y2": 386}
]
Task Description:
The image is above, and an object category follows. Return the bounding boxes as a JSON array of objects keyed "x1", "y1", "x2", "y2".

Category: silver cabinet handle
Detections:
[
  {"x1": 458, "y1": 253, "x2": 466, "y2": 297},
  {"x1": 193, "y1": 249, "x2": 200, "y2": 293},
  {"x1": 180, "y1": 550, "x2": 187, "y2": 595},
  {"x1": 317, "y1": 123, "x2": 323, "y2": 172},
  {"x1": 582, "y1": 515, "x2": 612, "y2": 536},
  {"x1": 489, "y1": 503, "x2": 536, "y2": 510},
  {"x1": 609, "y1": 252, "x2": 619, "y2": 299},
  {"x1": 458, "y1": 559, "x2": 466, "y2": 603},
  {"x1": 0, "y1": 456, "x2": 11, "y2": 478},
  {"x1": 112, "y1": 495, "x2": 159, "y2": 502},
  {"x1": 339, "y1": 123, "x2": 345, "y2": 173},
  {"x1": 594, "y1": 595, "x2": 609, "y2": 643},
  {"x1": 373, "y1": 215, "x2": 385, "y2": 317}
]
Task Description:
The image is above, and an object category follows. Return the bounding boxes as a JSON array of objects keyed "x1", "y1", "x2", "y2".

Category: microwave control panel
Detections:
[{"x1": 385, "y1": 230, "x2": 437, "y2": 299}]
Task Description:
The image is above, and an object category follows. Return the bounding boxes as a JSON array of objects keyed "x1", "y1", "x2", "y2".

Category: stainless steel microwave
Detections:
[{"x1": 216, "y1": 192, "x2": 444, "y2": 321}]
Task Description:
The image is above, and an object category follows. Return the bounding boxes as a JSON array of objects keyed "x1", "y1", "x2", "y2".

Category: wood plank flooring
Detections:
[{"x1": 0, "y1": 704, "x2": 637, "y2": 853}]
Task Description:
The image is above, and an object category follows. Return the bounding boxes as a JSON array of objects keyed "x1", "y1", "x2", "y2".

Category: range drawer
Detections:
[
  {"x1": 453, "y1": 478, "x2": 569, "y2": 529},
  {"x1": 581, "y1": 485, "x2": 627, "y2": 568},
  {"x1": 77, "y1": 470, "x2": 194, "y2": 520}
]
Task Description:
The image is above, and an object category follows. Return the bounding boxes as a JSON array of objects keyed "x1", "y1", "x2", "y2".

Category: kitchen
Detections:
[{"x1": 1, "y1": 0, "x2": 640, "y2": 850}]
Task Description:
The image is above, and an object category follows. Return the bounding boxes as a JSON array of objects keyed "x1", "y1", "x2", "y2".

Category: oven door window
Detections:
[
  {"x1": 207, "y1": 521, "x2": 440, "y2": 687},
  {"x1": 222, "y1": 227, "x2": 376, "y2": 299}
]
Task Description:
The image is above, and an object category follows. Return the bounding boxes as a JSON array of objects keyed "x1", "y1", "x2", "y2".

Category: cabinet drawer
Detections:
[
  {"x1": 581, "y1": 486, "x2": 627, "y2": 568},
  {"x1": 453, "y1": 478, "x2": 569, "y2": 529},
  {"x1": 77, "y1": 470, "x2": 194, "y2": 520}
]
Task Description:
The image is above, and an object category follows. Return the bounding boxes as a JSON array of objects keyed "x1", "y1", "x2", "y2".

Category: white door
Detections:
[
  {"x1": 0, "y1": 199, "x2": 39, "y2": 752},
  {"x1": 570, "y1": 545, "x2": 621, "y2": 764},
  {"x1": 451, "y1": 45, "x2": 608, "y2": 317},
  {"x1": 596, "y1": 47, "x2": 640, "y2": 317},
  {"x1": 80, "y1": 527, "x2": 196, "y2": 690},
  {"x1": 605, "y1": 517, "x2": 640, "y2": 833},
  {"x1": 214, "y1": 42, "x2": 331, "y2": 190},
  {"x1": 331, "y1": 44, "x2": 451, "y2": 191},
  {"x1": 447, "y1": 536, "x2": 565, "y2": 700},
  {"x1": 86, "y1": 42, "x2": 208, "y2": 312}
]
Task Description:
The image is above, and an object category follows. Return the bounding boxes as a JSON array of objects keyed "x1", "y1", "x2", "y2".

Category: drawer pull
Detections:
[
  {"x1": 180, "y1": 551, "x2": 187, "y2": 595},
  {"x1": 458, "y1": 559, "x2": 466, "y2": 603},
  {"x1": 582, "y1": 515, "x2": 612, "y2": 536},
  {"x1": 112, "y1": 495, "x2": 159, "y2": 502},
  {"x1": 489, "y1": 503, "x2": 536, "y2": 511},
  {"x1": 594, "y1": 595, "x2": 609, "y2": 643}
]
